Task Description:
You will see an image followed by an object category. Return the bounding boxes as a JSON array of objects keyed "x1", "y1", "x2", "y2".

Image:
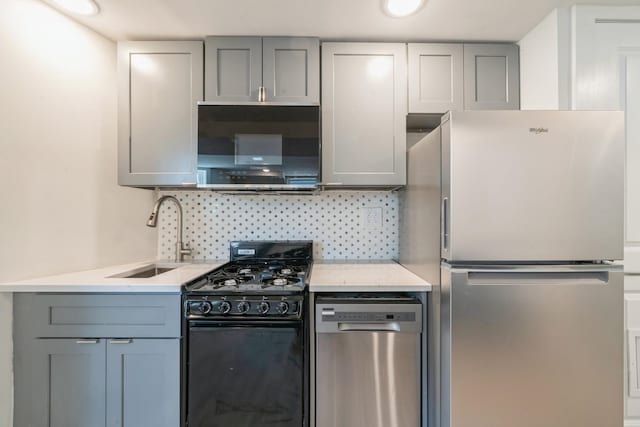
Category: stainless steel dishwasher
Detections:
[{"x1": 315, "y1": 295, "x2": 423, "y2": 427}]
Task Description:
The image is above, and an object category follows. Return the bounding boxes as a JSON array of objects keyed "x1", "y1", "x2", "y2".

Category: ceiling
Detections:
[{"x1": 50, "y1": 0, "x2": 640, "y2": 42}]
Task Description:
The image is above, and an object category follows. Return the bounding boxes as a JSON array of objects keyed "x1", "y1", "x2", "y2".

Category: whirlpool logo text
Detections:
[{"x1": 529, "y1": 127, "x2": 549, "y2": 134}]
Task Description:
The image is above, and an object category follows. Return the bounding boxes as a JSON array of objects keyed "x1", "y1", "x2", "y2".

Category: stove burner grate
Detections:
[{"x1": 187, "y1": 257, "x2": 310, "y2": 293}]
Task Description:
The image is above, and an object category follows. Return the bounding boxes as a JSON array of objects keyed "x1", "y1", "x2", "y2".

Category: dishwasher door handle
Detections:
[{"x1": 337, "y1": 322, "x2": 401, "y2": 332}]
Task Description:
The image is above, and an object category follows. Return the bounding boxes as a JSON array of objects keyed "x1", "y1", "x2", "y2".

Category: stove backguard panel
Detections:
[{"x1": 156, "y1": 191, "x2": 398, "y2": 261}]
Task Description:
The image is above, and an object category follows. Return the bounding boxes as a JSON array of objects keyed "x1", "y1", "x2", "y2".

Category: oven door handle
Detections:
[{"x1": 189, "y1": 320, "x2": 303, "y2": 329}]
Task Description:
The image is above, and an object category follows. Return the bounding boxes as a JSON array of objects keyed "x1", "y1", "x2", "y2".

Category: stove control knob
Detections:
[
  {"x1": 200, "y1": 301, "x2": 213, "y2": 315},
  {"x1": 277, "y1": 301, "x2": 289, "y2": 315},
  {"x1": 218, "y1": 301, "x2": 232, "y2": 314},
  {"x1": 257, "y1": 301, "x2": 270, "y2": 315},
  {"x1": 237, "y1": 301, "x2": 251, "y2": 314}
]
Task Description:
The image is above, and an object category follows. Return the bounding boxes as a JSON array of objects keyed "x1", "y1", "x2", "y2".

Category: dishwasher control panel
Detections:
[
  {"x1": 315, "y1": 298, "x2": 423, "y2": 333},
  {"x1": 320, "y1": 310, "x2": 416, "y2": 322}
]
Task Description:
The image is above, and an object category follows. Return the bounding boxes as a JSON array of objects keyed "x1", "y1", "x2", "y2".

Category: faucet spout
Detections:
[{"x1": 146, "y1": 195, "x2": 191, "y2": 262}]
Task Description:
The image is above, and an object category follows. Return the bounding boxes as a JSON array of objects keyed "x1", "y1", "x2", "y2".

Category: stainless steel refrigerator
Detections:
[{"x1": 399, "y1": 110, "x2": 624, "y2": 427}]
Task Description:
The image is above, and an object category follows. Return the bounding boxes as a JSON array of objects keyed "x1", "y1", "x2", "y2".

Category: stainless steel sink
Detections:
[{"x1": 108, "y1": 264, "x2": 178, "y2": 279}]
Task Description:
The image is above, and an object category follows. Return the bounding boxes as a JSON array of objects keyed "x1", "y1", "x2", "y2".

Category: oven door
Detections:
[{"x1": 187, "y1": 320, "x2": 304, "y2": 427}]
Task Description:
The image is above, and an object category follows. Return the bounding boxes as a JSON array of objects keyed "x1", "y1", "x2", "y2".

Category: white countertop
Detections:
[
  {"x1": 0, "y1": 261, "x2": 225, "y2": 293},
  {"x1": 309, "y1": 261, "x2": 432, "y2": 292},
  {"x1": 1, "y1": 260, "x2": 432, "y2": 294}
]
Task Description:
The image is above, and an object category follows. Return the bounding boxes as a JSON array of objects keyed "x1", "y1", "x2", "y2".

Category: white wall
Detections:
[
  {"x1": 0, "y1": 0, "x2": 158, "y2": 425},
  {"x1": 518, "y1": 8, "x2": 571, "y2": 110}
]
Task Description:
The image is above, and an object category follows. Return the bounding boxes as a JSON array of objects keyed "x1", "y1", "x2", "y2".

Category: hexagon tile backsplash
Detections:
[{"x1": 156, "y1": 191, "x2": 399, "y2": 261}]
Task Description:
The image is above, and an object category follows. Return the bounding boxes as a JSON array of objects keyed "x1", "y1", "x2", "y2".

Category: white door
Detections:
[
  {"x1": 572, "y1": 6, "x2": 640, "y2": 271},
  {"x1": 571, "y1": 6, "x2": 640, "y2": 424},
  {"x1": 624, "y1": 54, "x2": 640, "y2": 272}
]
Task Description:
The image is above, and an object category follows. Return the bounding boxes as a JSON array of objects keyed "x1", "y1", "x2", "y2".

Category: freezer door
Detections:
[
  {"x1": 441, "y1": 110, "x2": 624, "y2": 262},
  {"x1": 440, "y1": 265, "x2": 623, "y2": 427}
]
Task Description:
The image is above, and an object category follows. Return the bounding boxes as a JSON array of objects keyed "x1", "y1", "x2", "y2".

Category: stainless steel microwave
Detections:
[{"x1": 197, "y1": 104, "x2": 320, "y2": 190}]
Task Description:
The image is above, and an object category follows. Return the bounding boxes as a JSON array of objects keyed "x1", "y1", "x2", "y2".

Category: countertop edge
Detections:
[
  {"x1": 0, "y1": 260, "x2": 226, "y2": 293},
  {"x1": 309, "y1": 284, "x2": 432, "y2": 292},
  {"x1": 0, "y1": 285, "x2": 184, "y2": 293}
]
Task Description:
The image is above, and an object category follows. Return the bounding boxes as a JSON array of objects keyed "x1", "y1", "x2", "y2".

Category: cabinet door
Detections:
[
  {"x1": 463, "y1": 44, "x2": 520, "y2": 110},
  {"x1": 205, "y1": 36, "x2": 262, "y2": 102},
  {"x1": 262, "y1": 37, "x2": 320, "y2": 104},
  {"x1": 106, "y1": 339, "x2": 180, "y2": 427},
  {"x1": 26, "y1": 339, "x2": 107, "y2": 427},
  {"x1": 118, "y1": 41, "x2": 203, "y2": 186},
  {"x1": 322, "y1": 43, "x2": 407, "y2": 186},
  {"x1": 408, "y1": 43, "x2": 463, "y2": 113}
]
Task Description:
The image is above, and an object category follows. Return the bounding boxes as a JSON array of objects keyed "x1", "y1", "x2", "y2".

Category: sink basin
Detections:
[{"x1": 108, "y1": 264, "x2": 178, "y2": 279}]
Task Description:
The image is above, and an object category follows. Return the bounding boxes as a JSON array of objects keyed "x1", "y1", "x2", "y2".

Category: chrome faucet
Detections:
[{"x1": 146, "y1": 195, "x2": 192, "y2": 262}]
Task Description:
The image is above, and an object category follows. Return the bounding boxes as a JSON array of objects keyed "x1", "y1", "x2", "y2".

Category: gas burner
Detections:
[
  {"x1": 268, "y1": 265, "x2": 305, "y2": 276},
  {"x1": 185, "y1": 241, "x2": 312, "y2": 295},
  {"x1": 223, "y1": 265, "x2": 261, "y2": 276},
  {"x1": 273, "y1": 278, "x2": 288, "y2": 286},
  {"x1": 207, "y1": 274, "x2": 251, "y2": 289},
  {"x1": 262, "y1": 276, "x2": 299, "y2": 287}
]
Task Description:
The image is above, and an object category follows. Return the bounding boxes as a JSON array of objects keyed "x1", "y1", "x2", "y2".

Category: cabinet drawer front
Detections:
[{"x1": 17, "y1": 294, "x2": 181, "y2": 338}]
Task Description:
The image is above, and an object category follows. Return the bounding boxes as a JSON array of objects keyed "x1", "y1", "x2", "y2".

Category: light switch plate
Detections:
[{"x1": 361, "y1": 207, "x2": 383, "y2": 229}]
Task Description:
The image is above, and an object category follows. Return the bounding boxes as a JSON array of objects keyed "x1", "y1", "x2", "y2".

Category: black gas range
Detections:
[{"x1": 183, "y1": 241, "x2": 312, "y2": 427}]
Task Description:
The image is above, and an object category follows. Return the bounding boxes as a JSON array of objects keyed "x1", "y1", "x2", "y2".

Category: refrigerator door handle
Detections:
[
  {"x1": 467, "y1": 271, "x2": 610, "y2": 286},
  {"x1": 442, "y1": 197, "x2": 449, "y2": 252}
]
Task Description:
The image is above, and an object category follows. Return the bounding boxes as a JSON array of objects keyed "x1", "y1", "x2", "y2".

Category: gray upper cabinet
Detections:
[
  {"x1": 117, "y1": 41, "x2": 203, "y2": 187},
  {"x1": 463, "y1": 43, "x2": 520, "y2": 110},
  {"x1": 322, "y1": 43, "x2": 407, "y2": 186},
  {"x1": 205, "y1": 36, "x2": 319, "y2": 104},
  {"x1": 263, "y1": 37, "x2": 320, "y2": 103},
  {"x1": 205, "y1": 37, "x2": 262, "y2": 102},
  {"x1": 408, "y1": 43, "x2": 464, "y2": 113}
]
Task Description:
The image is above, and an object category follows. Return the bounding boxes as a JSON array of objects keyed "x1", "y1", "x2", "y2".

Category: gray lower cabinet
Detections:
[
  {"x1": 14, "y1": 294, "x2": 181, "y2": 427},
  {"x1": 28, "y1": 339, "x2": 107, "y2": 427},
  {"x1": 321, "y1": 42, "x2": 407, "y2": 186},
  {"x1": 106, "y1": 339, "x2": 180, "y2": 427},
  {"x1": 117, "y1": 41, "x2": 203, "y2": 187},
  {"x1": 205, "y1": 36, "x2": 319, "y2": 104},
  {"x1": 463, "y1": 43, "x2": 520, "y2": 110}
]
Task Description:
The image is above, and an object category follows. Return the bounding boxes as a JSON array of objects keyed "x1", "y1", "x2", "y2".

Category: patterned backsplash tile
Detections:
[{"x1": 156, "y1": 191, "x2": 399, "y2": 261}]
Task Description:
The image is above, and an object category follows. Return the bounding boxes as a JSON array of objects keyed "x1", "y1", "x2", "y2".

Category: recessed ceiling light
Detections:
[
  {"x1": 383, "y1": 0, "x2": 425, "y2": 18},
  {"x1": 49, "y1": 0, "x2": 100, "y2": 16}
]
